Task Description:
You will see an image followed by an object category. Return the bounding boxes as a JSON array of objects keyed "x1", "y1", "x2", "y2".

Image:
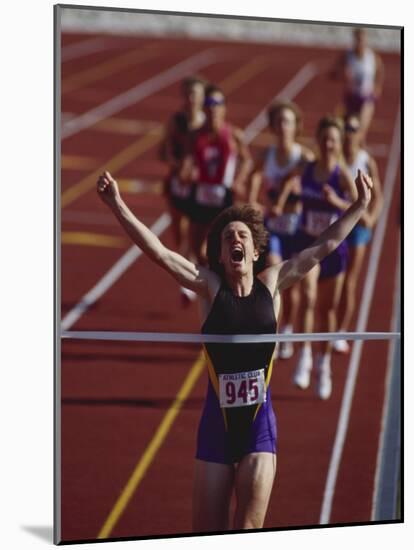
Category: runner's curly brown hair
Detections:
[{"x1": 206, "y1": 205, "x2": 269, "y2": 276}]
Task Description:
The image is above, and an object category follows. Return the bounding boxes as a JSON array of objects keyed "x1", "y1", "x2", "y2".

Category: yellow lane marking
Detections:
[
  {"x1": 97, "y1": 352, "x2": 206, "y2": 539},
  {"x1": 62, "y1": 46, "x2": 160, "y2": 95},
  {"x1": 117, "y1": 178, "x2": 163, "y2": 194},
  {"x1": 62, "y1": 155, "x2": 100, "y2": 171},
  {"x1": 61, "y1": 231, "x2": 128, "y2": 248},
  {"x1": 61, "y1": 128, "x2": 163, "y2": 208},
  {"x1": 220, "y1": 56, "x2": 271, "y2": 95}
]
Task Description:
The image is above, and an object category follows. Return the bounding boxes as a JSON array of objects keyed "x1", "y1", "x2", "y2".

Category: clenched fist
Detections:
[
  {"x1": 97, "y1": 171, "x2": 121, "y2": 207},
  {"x1": 355, "y1": 169, "x2": 373, "y2": 209}
]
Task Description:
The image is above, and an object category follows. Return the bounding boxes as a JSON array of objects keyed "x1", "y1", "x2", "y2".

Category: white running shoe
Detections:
[
  {"x1": 316, "y1": 354, "x2": 332, "y2": 400},
  {"x1": 279, "y1": 326, "x2": 294, "y2": 359},
  {"x1": 333, "y1": 338, "x2": 350, "y2": 354},
  {"x1": 293, "y1": 347, "x2": 313, "y2": 389}
]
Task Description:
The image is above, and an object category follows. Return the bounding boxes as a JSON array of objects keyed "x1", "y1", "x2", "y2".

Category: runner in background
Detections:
[
  {"x1": 248, "y1": 100, "x2": 314, "y2": 359},
  {"x1": 275, "y1": 116, "x2": 359, "y2": 399},
  {"x1": 159, "y1": 76, "x2": 207, "y2": 304},
  {"x1": 333, "y1": 113, "x2": 383, "y2": 353},
  {"x1": 187, "y1": 84, "x2": 252, "y2": 265},
  {"x1": 329, "y1": 27, "x2": 384, "y2": 143}
]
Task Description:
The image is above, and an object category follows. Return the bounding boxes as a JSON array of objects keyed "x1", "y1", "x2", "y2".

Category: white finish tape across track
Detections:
[{"x1": 61, "y1": 331, "x2": 400, "y2": 345}]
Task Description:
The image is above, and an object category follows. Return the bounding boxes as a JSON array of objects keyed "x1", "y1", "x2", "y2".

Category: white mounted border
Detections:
[{"x1": 61, "y1": 7, "x2": 401, "y2": 53}]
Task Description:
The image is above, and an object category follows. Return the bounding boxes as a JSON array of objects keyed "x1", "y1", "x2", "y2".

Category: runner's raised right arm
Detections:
[{"x1": 97, "y1": 171, "x2": 214, "y2": 297}]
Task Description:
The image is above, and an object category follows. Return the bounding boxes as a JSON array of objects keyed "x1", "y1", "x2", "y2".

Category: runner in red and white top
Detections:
[{"x1": 187, "y1": 84, "x2": 252, "y2": 264}]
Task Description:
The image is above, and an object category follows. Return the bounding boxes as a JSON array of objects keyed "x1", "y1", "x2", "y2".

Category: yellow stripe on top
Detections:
[
  {"x1": 253, "y1": 349, "x2": 276, "y2": 421},
  {"x1": 202, "y1": 345, "x2": 228, "y2": 431}
]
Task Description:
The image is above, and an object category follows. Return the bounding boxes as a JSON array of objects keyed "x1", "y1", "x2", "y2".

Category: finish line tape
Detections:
[{"x1": 61, "y1": 331, "x2": 401, "y2": 344}]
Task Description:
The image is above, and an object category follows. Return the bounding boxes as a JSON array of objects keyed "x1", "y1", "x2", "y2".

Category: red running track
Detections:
[{"x1": 59, "y1": 32, "x2": 401, "y2": 542}]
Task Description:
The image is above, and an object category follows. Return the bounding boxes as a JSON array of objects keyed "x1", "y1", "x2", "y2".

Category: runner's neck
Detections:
[{"x1": 224, "y1": 272, "x2": 255, "y2": 297}]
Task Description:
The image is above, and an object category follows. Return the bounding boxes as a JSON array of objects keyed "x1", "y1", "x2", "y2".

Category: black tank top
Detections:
[
  {"x1": 201, "y1": 278, "x2": 277, "y2": 458},
  {"x1": 170, "y1": 112, "x2": 190, "y2": 161}
]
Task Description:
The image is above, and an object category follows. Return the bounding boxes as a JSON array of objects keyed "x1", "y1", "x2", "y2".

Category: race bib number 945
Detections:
[{"x1": 219, "y1": 369, "x2": 266, "y2": 408}]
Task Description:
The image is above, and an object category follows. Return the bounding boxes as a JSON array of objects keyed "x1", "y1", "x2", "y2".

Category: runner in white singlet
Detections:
[
  {"x1": 249, "y1": 100, "x2": 313, "y2": 359},
  {"x1": 329, "y1": 27, "x2": 384, "y2": 142}
]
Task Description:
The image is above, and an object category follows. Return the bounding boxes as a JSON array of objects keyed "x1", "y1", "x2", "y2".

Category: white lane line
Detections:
[
  {"x1": 61, "y1": 37, "x2": 108, "y2": 62},
  {"x1": 61, "y1": 48, "x2": 220, "y2": 140},
  {"x1": 319, "y1": 105, "x2": 401, "y2": 525},
  {"x1": 61, "y1": 213, "x2": 171, "y2": 331},
  {"x1": 244, "y1": 62, "x2": 318, "y2": 143},
  {"x1": 61, "y1": 60, "x2": 319, "y2": 330},
  {"x1": 371, "y1": 244, "x2": 401, "y2": 520}
]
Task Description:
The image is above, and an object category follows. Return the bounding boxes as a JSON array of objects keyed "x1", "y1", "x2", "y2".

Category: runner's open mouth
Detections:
[{"x1": 231, "y1": 248, "x2": 244, "y2": 262}]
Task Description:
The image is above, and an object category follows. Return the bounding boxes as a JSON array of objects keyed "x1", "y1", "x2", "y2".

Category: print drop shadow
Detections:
[{"x1": 21, "y1": 525, "x2": 53, "y2": 543}]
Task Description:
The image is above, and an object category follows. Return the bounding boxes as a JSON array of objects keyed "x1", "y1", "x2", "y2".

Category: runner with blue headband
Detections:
[{"x1": 184, "y1": 84, "x2": 252, "y2": 265}]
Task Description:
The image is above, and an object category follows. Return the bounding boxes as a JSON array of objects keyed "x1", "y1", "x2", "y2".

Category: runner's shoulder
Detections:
[
  {"x1": 257, "y1": 262, "x2": 283, "y2": 298},
  {"x1": 198, "y1": 265, "x2": 222, "y2": 300}
]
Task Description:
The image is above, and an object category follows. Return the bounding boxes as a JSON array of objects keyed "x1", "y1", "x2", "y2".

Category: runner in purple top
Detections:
[{"x1": 276, "y1": 116, "x2": 360, "y2": 399}]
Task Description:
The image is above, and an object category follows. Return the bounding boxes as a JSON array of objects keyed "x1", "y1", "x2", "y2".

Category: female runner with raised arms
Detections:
[{"x1": 96, "y1": 167, "x2": 372, "y2": 531}]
